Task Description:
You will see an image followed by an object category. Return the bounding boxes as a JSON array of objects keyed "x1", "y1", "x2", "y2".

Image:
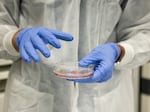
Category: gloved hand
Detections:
[
  {"x1": 68, "y1": 43, "x2": 120, "y2": 83},
  {"x1": 15, "y1": 27, "x2": 73, "y2": 63}
]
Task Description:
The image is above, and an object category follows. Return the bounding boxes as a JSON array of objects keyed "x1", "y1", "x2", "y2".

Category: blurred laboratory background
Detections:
[{"x1": 0, "y1": 59, "x2": 149, "y2": 112}]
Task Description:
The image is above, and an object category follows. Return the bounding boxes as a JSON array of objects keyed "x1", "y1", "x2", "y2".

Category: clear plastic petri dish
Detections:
[{"x1": 53, "y1": 62, "x2": 94, "y2": 79}]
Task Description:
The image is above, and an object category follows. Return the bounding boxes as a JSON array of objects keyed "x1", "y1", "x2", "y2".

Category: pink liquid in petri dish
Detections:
[{"x1": 54, "y1": 69, "x2": 93, "y2": 79}]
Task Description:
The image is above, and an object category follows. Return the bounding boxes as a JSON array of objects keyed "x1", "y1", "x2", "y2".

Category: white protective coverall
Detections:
[{"x1": 0, "y1": 0, "x2": 150, "y2": 112}]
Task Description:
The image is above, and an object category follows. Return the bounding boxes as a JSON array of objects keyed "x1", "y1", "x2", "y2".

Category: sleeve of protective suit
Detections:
[
  {"x1": 0, "y1": 0, "x2": 20, "y2": 60},
  {"x1": 115, "y1": 0, "x2": 150, "y2": 69}
]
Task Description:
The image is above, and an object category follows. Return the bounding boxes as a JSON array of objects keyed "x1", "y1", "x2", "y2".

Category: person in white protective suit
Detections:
[{"x1": 0, "y1": 0, "x2": 150, "y2": 112}]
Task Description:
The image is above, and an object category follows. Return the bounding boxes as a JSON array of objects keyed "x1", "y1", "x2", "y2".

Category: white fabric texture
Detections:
[
  {"x1": 115, "y1": 42, "x2": 134, "y2": 68},
  {"x1": 3, "y1": 30, "x2": 20, "y2": 56},
  {"x1": 0, "y1": 0, "x2": 150, "y2": 112}
]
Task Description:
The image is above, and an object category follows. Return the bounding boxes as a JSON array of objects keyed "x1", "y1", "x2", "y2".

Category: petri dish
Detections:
[{"x1": 53, "y1": 62, "x2": 94, "y2": 79}]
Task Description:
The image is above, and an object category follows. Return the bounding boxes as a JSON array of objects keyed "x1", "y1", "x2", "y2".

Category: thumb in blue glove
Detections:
[
  {"x1": 15, "y1": 27, "x2": 73, "y2": 63},
  {"x1": 68, "y1": 43, "x2": 120, "y2": 83}
]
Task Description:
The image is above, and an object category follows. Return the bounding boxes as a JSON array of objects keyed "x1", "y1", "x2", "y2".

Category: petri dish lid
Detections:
[{"x1": 53, "y1": 62, "x2": 94, "y2": 79}]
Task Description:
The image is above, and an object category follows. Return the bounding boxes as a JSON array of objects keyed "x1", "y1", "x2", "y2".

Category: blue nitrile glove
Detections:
[
  {"x1": 16, "y1": 27, "x2": 73, "y2": 63},
  {"x1": 68, "y1": 43, "x2": 120, "y2": 83}
]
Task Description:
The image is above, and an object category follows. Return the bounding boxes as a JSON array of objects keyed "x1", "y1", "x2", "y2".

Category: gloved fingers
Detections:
[
  {"x1": 67, "y1": 68, "x2": 101, "y2": 83},
  {"x1": 94, "y1": 62, "x2": 113, "y2": 82},
  {"x1": 97, "y1": 71, "x2": 112, "y2": 82},
  {"x1": 24, "y1": 42, "x2": 40, "y2": 62},
  {"x1": 67, "y1": 77, "x2": 94, "y2": 83},
  {"x1": 67, "y1": 71, "x2": 103, "y2": 83},
  {"x1": 68, "y1": 62, "x2": 112, "y2": 83},
  {"x1": 49, "y1": 29, "x2": 73, "y2": 41},
  {"x1": 38, "y1": 29, "x2": 61, "y2": 48},
  {"x1": 79, "y1": 52, "x2": 99, "y2": 66},
  {"x1": 31, "y1": 35, "x2": 50, "y2": 58},
  {"x1": 19, "y1": 45, "x2": 31, "y2": 63}
]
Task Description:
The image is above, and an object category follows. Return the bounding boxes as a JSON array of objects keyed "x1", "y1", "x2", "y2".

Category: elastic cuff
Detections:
[
  {"x1": 3, "y1": 30, "x2": 20, "y2": 56},
  {"x1": 115, "y1": 42, "x2": 135, "y2": 67}
]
